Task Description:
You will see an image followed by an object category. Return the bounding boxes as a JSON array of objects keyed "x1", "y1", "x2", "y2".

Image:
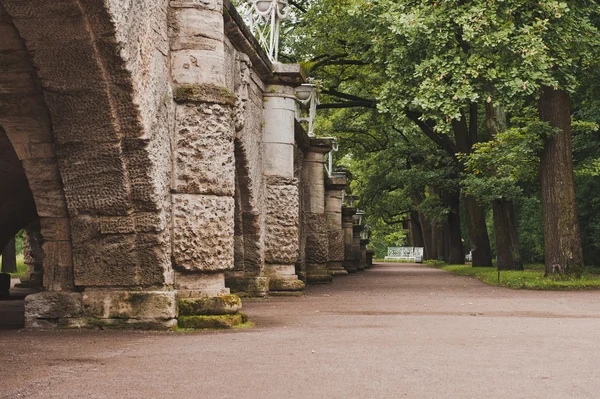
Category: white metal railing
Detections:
[{"x1": 243, "y1": 0, "x2": 289, "y2": 62}]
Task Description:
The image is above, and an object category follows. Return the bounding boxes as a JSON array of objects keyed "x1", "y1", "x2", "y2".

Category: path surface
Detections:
[{"x1": 2, "y1": 262, "x2": 600, "y2": 398}]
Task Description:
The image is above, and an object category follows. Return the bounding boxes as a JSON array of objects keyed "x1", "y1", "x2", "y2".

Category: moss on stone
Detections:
[
  {"x1": 173, "y1": 84, "x2": 236, "y2": 106},
  {"x1": 177, "y1": 314, "x2": 244, "y2": 329},
  {"x1": 178, "y1": 295, "x2": 242, "y2": 316}
]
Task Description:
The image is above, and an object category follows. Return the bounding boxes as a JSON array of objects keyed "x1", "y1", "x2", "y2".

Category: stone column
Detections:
[
  {"x1": 170, "y1": 0, "x2": 243, "y2": 328},
  {"x1": 360, "y1": 239, "x2": 369, "y2": 269},
  {"x1": 353, "y1": 225, "x2": 365, "y2": 272},
  {"x1": 342, "y1": 206, "x2": 357, "y2": 273},
  {"x1": 366, "y1": 249, "x2": 375, "y2": 267},
  {"x1": 304, "y1": 139, "x2": 334, "y2": 284},
  {"x1": 17, "y1": 222, "x2": 44, "y2": 289},
  {"x1": 263, "y1": 81, "x2": 305, "y2": 295},
  {"x1": 325, "y1": 172, "x2": 348, "y2": 276}
]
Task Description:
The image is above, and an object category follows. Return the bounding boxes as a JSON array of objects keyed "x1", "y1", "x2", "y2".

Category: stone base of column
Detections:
[
  {"x1": 306, "y1": 263, "x2": 333, "y2": 284},
  {"x1": 355, "y1": 260, "x2": 365, "y2": 272},
  {"x1": 225, "y1": 273, "x2": 270, "y2": 297},
  {"x1": 343, "y1": 261, "x2": 358, "y2": 273},
  {"x1": 366, "y1": 250, "x2": 375, "y2": 267},
  {"x1": 265, "y1": 264, "x2": 305, "y2": 294},
  {"x1": 174, "y1": 271, "x2": 247, "y2": 329},
  {"x1": 177, "y1": 294, "x2": 248, "y2": 329},
  {"x1": 327, "y1": 261, "x2": 348, "y2": 276},
  {"x1": 0, "y1": 273, "x2": 9, "y2": 297},
  {"x1": 24, "y1": 290, "x2": 178, "y2": 330},
  {"x1": 15, "y1": 271, "x2": 43, "y2": 289}
]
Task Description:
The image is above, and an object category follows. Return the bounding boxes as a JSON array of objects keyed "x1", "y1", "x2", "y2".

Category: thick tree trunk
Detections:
[
  {"x1": 2, "y1": 238, "x2": 17, "y2": 273},
  {"x1": 463, "y1": 195, "x2": 493, "y2": 266},
  {"x1": 409, "y1": 211, "x2": 425, "y2": 248},
  {"x1": 538, "y1": 87, "x2": 583, "y2": 275},
  {"x1": 485, "y1": 100, "x2": 523, "y2": 270},
  {"x1": 452, "y1": 111, "x2": 492, "y2": 266},
  {"x1": 431, "y1": 220, "x2": 440, "y2": 261},
  {"x1": 492, "y1": 200, "x2": 523, "y2": 270},
  {"x1": 445, "y1": 190, "x2": 465, "y2": 265}
]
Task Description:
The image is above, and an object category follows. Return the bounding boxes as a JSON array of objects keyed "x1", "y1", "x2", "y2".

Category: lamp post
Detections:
[
  {"x1": 245, "y1": 0, "x2": 289, "y2": 62},
  {"x1": 295, "y1": 83, "x2": 319, "y2": 137}
]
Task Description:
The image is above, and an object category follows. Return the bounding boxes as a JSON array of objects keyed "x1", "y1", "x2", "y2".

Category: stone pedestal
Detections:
[
  {"x1": 263, "y1": 81, "x2": 305, "y2": 294},
  {"x1": 353, "y1": 225, "x2": 365, "y2": 272},
  {"x1": 304, "y1": 139, "x2": 333, "y2": 284},
  {"x1": 325, "y1": 172, "x2": 348, "y2": 276},
  {"x1": 360, "y1": 239, "x2": 370, "y2": 269},
  {"x1": 342, "y1": 207, "x2": 358, "y2": 273}
]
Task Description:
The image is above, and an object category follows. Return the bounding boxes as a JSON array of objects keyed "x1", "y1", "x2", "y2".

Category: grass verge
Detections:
[{"x1": 429, "y1": 262, "x2": 600, "y2": 290}]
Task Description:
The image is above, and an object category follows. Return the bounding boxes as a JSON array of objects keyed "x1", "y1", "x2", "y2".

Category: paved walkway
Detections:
[{"x1": 2, "y1": 262, "x2": 600, "y2": 398}]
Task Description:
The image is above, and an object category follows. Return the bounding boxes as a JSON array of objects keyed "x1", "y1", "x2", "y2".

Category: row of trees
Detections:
[{"x1": 282, "y1": 0, "x2": 600, "y2": 275}]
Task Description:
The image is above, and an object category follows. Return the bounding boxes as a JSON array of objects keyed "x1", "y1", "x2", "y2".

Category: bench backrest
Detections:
[{"x1": 387, "y1": 247, "x2": 424, "y2": 258}]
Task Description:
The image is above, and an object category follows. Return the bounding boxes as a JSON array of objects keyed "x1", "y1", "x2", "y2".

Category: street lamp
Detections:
[
  {"x1": 245, "y1": 0, "x2": 289, "y2": 62},
  {"x1": 295, "y1": 83, "x2": 319, "y2": 137}
]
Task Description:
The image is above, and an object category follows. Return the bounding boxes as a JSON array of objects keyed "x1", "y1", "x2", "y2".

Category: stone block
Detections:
[
  {"x1": 24, "y1": 291, "x2": 84, "y2": 321},
  {"x1": 171, "y1": 49, "x2": 225, "y2": 86},
  {"x1": 264, "y1": 183, "x2": 299, "y2": 264},
  {"x1": 21, "y1": 158, "x2": 68, "y2": 217},
  {"x1": 224, "y1": 276, "x2": 269, "y2": 297},
  {"x1": 269, "y1": 278, "x2": 305, "y2": 292},
  {"x1": 82, "y1": 290, "x2": 177, "y2": 320},
  {"x1": 178, "y1": 294, "x2": 241, "y2": 316},
  {"x1": 169, "y1": 8, "x2": 224, "y2": 50},
  {"x1": 170, "y1": 0, "x2": 223, "y2": 11},
  {"x1": 175, "y1": 271, "x2": 230, "y2": 297},
  {"x1": 57, "y1": 141, "x2": 131, "y2": 216},
  {"x1": 100, "y1": 217, "x2": 136, "y2": 234},
  {"x1": 328, "y1": 229, "x2": 345, "y2": 262},
  {"x1": 172, "y1": 194, "x2": 234, "y2": 271},
  {"x1": 304, "y1": 213, "x2": 329, "y2": 264},
  {"x1": 177, "y1": 313, "x2": 245, "y2": 329},
  {"x1": 174, "y1": 103, "x2": 235, "y2": 196},
  {"x1": 42, "y1": 241, "x2": 74, "y2": 290},
  {"x1": 39, "y1": 217, "x2": 70, "y2": 241}
]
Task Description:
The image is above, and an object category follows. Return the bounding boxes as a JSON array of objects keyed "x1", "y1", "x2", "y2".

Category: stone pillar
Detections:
[
  {"x1": 353, "y1": 225, "x2": 365, "y2": 272},
  {"x1": 263, "y1": 81, "x2": 305, "y2": 295},
  {"x1": 360, "y1": 239, "x2": 369, "y2": 269},
  {"x1": 169, "y1": 0, "x2": 242, "y2": 327},
  {"x1": 1, "y1": 238, "x2": 16, "y2": 273},
  {"x1": 325, "y1": 172, "x2": 348, "y2": 276},
  {"x1": 304, "y1": 139, "x2": 334, "y2": 284},
  {"x1": 17, "y1": 222, "x2": 44, "y2": 289},
  {"x1": 342, "y1": 207, "x2": 358, "y2": 273},
  {"x1": 366, "y1": 250, "x2": 374, "y2": 267}
]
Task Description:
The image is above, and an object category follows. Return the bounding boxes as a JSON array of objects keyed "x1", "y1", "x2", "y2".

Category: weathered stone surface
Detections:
[
  {"x1": 24, "y1": 292, "x2": 84, "y2": 321},
  {"x1": 304, "y1": 213, "x2": 329, "y2": 264},
  {"x1": 328, "y1": 230, "x2": 345, "y2": 262},
  {"x1": 264, "y1": 182, "x2": 299, "y2": 264},
  {"x1": 269, "y1": 279, "x2": 305, "y2": 292},
  {"x1": 177, "y1": 313, "x2": 245, "y2": 329},
  {"x1": 172, "y1": 194, "x2": 234, "y2": 271},
  {"x1": 83, "y1": 290, "x2": 177, "y2": 320},
  {"x1": 178, "y1": 295, "x2": 241, "y2": 316},
  {"x1": 174, "y1": 103, "x2": 235, "y2": 196},
  {"x1": 224, "y1": 276, "x2": 269, "y2": 297},
  {"x1": 42, "y1": 241, "x2": 74, "y2": 291},
  {"x1": 175, "y1": 271, "x2": 230, "y2": 297}
]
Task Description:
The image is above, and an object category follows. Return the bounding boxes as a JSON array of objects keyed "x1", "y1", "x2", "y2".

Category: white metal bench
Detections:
[{"x1": 384, "y1": 247, "x2": 423, "y2": 263}]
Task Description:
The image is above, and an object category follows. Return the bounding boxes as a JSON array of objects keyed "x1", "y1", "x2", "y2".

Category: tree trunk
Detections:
[
  {"x1": 431, "y1": 220, "x2": 440, "y2": 261},
  {"x1": 445, "y1": 190, "x2": 465, "y2": 265},
  {"x1": 409, "y1": 211, "x2": 425, "y2": 248},
  {"x1": 538, "y1": 87, "x2": 584, "y2": 275},
  {"x1": 485, "y1": 100, "x2": 523, "y2": 270},
  {"x1": 411, "y1": 190, "x2": 432, "y2": 260},
  {"x1": 492, "y1": 199, "x2": 523, "y2": 270},
  {"x1": 2, "y1": 238, "x2": 17, "y2": 273},
  {"x1": 452, "y1": 110, "x2": 492, "y2": 266}
]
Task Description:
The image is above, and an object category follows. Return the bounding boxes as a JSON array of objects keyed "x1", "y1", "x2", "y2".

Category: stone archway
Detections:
[{"x1": 0, "y1": 0, "x2": 176, "y2": 328}]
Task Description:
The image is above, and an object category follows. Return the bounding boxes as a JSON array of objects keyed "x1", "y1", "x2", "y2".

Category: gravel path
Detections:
[{"x1": 2, "y1": 262, "x2": 600, "y2": 398}]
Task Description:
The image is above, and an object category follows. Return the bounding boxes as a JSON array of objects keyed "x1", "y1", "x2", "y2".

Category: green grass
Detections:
[
  {"x1": 431, "y1": 263, "x2": 600, "y2": 290},
  {"x1": 0, "y1": 253, "x2": 27, "y2": 278}
]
